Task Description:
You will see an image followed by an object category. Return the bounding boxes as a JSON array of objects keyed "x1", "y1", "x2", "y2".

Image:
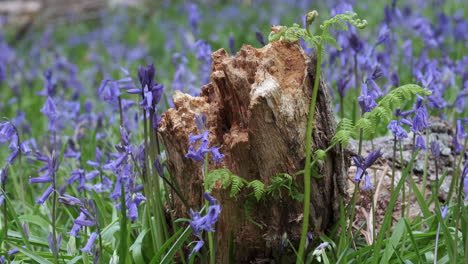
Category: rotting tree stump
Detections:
[{"x1": 159, "y1": 41, "x2": 350, "y2": 263}]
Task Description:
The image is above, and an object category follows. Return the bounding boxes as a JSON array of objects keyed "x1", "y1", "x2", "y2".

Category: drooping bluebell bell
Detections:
[
  {"x1": 47, "y1": 232, "x2": 62, "y2": 255},
  {"x1": 353, "y1": 150, "x2": 383, "y2": 185},
  {"x1": 81, "y1": 232, "x2": 98, "y2": 254},
  {"x1": 187, "y1": 3, "x2": 201, "y2": 36},
  {"x1": 1, "y1": 164, "x2": 8, "y2": 186},
  {"x1": 189, "y1": 192, "x2": 221, "y2": 236},
  {"x1": 41, "y1": 96, "x2": 58, "y2": 132},
  {"x1": 411, "y1": 97, "x2": 431, "y2": 133},
  {"x1": 430, "y1": 141, "x2": 441, "y2": 158},
  {"x1": 415, "y1": 135, "x2": 427, "y2": 151},
  {"x1": 358, "y1": 82, "x2": 377, "y2": 114},
  {"x1": 256, "y1": 31, "x2": 266, "y2": 46},
  {"x1": 193, "y1": 40, "x2": 212, "y2": 86},
  {"x1": 185, "y1": 115, "x2": 224, "y2": 164},
  {"x1": 188, "y1": 240, "x2": 204, "y2": 259},
  {"x1": 388, "y1": 120, "x2": 408, "y2": 141},
  {"x1": 362, "y1": 174, "x2": 374, "y2": 191}
]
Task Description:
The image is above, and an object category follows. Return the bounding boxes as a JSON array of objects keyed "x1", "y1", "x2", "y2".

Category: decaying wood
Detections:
[{"x1": 159, "y1": 41, "x2": 350, "y2": 263}]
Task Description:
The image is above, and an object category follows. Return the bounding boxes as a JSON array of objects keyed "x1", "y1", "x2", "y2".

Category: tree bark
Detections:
[{"x1": 159, "y1": 41, "x2": 349, "y2": 263}]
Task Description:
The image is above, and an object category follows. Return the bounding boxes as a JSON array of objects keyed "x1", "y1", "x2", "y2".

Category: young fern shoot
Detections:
[{"x1": 269, "y1": 10, "x2": 367, "y2": 263}]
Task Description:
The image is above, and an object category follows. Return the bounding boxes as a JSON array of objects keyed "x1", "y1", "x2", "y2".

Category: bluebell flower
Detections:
[
  {"x1": 430, "y1": 141, "x2": 441, "y2": 158},
  {"x1": 375, "y1": 24, "x2": 390, "y2": 46},
  {"x1": 189, "y1": 192, "x2": 221, "y2": 237},
  {"x1": 193, "y1": 40, "x2": 212, "y2": 86},
  {"x1": 59, "y1": 194, "x2": 83, "y2": 207},
  {"x1": 1, "y1": 164, "x2": 8, "y2": 185},
  {"x1": 411, "y1": 97, "x2": 431, "y2": 133},
  {"x1": 47, "y1": 232, "x2": 61, "y2": 254},
  {"x1": 415, "y1": 135, "x2": 427, "y2": 150},
  {"x1": 358, "y1": 83, "x2": 377, "y2": 114},
  {"x1": 362, "y1": 174, "x2": 374, "y2": 191},
  {"x1": 456, "y1": 119, "x2": 467, "y2": 139},
  {"x1": 229, "y1": 35, "x2": 235, "y2": 55},
  {"x1": 388, "y1": 120, "x2": 408, "y2": 141},
  {"x1": 256, "y1": 31, "x2": 266, "y2": 46},
  {"x1": 188, "y1": 240, "x2": 204, "y2": 259},
  {"x1": 0, "y1": 121, "x2": 15, "y2": 144},
  {"x1": 187, "y1": 3, "x2": 201, "y2": 36},
  {"x1": 440, "y1": 205, "x2": 449, "y2": 219},
  {"x1": 81, "y1": 232, "x2": 98, "y2": 254},
  {"x1": 353, "y1": 151, "x2": 383, "y2": 184},
  {"x1": 36, "y1": 186, "x2": 54, "y2": 205},
  {"x1": 40, "y1": 96, "x2": 57, "y2": 132},
  {"x1": 136, "y1": 64, "x2": 164, "y2": 108}
]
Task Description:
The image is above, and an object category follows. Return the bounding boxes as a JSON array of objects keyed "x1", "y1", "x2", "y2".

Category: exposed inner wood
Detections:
[{"x1": 159, "y1": 41, "x2": 349, "y2": 263}]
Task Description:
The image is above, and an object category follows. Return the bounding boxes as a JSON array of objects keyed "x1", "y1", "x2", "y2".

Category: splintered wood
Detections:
[{"x1": 159, "y1": 41, "x2": 349, "y2": 263}]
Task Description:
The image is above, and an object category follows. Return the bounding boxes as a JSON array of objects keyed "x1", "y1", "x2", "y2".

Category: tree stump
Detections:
[{"x1": 159, "y1": 41, "x2": 349, "y2": 263}]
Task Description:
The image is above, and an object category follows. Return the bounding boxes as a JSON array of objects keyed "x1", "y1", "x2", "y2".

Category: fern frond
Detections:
[
  {"x1": 248, "y1": 180, "x2": 265, "y2": 201},
  {"x1": 332, "y1": 118, "x2": 356, "y2": 147},
  {"x1": 356, "y1": 84, "x2": 431, "y2": 138},
  {"x1": 230, "y1": 175, "x2": 246, "y2": 198},
  {"x1": 205, "y1": 169, "x2": 232, "y2": 192}
]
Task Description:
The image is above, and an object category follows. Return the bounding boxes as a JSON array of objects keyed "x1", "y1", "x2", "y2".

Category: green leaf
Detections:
[
  {"x1": 380, "y1": 219, "x2": 405, "y2": 263},
  {"x1": 7, "y1": 241, "x2": 53, "y2": 264},
  {"x1": 248, "y1": 180, "x2": 265, "y2": 201},
  {"x1": 160, "y1": 226, "x2": 193, "y2": 264},
  {"x1": 130, "y1": 229, "x2": 149, "y2": 264}
]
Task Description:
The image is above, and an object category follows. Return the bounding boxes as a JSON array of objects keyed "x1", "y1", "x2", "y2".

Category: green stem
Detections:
[
  {"x1": 453, "y1": 137, "x2": 468, "y2": 263},
  {"x1": 203, "y1": 156, "x2": 215, "y2": 264},
  {"x1": 296, "y1": 43, "x2": 323, "y2": 264},
  {"x1": 421, "y1": 132, "x2": 429, "y2": 197}
]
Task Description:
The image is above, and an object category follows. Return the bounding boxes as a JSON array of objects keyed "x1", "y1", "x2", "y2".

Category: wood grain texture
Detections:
[{"x1": 159, "y1": 41, "x2": 350, "y2": 263}]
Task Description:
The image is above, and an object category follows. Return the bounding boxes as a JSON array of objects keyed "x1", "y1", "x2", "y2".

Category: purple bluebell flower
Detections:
[
  {"x1": 353, "y1": 151, "x2": 383, "y2": 183},
  {"x1": 256, "y1": 31, "x2": 266, "y2": 46},
  {"x1": 59, "y1": 194, "x2": 83, "y2": 207},
  {"x1": 388, "y1": 120, "x2": 408, "y2": 141},
  {"x1": 358, "y1": 83, "x2": 377, "y2": 114},
  {"x1": 229, "y1": 35, "x2": 235, "y2": 55},
  {"x1": 81, "y1": 232, "x2": 98, "y2": 254},
  {"x1": 189, "y1": 192, "x2": 221, "y2": 237},
  {"x1": 415, "y1": 135, "x2": 427, "y2": 151},
  {"x1": 456, "y1": 119, "x2": 467, "y2": 139},
  {"x1": 411, "y1": 97, "x2": 431, "y2": 133},
  {"x1": 29, "y1": 176, "x2": 53, "y2": 184},
  {"x1": 316, "y1": 242, "x2": 330, "y2": 251},
  {"x1": 188, "y1": 240, "x2": 204, "y2": 259},
  {"x1": 362, "y1": 174, "x2": 374, "y2": 191},
  {"x1": 187, "y1": 3, "x2": 201, "y2": 36},
  {"x1": 441, "y1": 205, "x2": 449, "y2": 219},
  {"x1": 68, "y1": 212, "x2": 86, "y2": 237},
  {"x1": 375, "y1": 24, "x2": 390, "y2": 46},
  {"x1": 8, "y1": 249, "x2": 19, "y2": 256},
  {"x1": 348, "y1": 33, "x2": 364, "y2": 54},
  {"x1": 40, "y1": 97, "x2": 57, "y2": 132},
  {"x1": 0, "y1": 122, "x2": 15, "y2": 144},
  {"x1": 47, "y1": 232, "x2": 61, "y2": 254},
  {"x1": 1, "y1": 164, "x2": 8, "y2": 185},
  {"x1": 98, "y1": 80, "x2": 121, "y2": 102},
  {"x1": 36, "y1": 186, "x2": 54, "y2": 205},
  {"x1": 431, "y1": 141, "x2": 441, "y2": 158},
  {"x1": 193, "y1": 40, "x2": 212, "y2": 86}
]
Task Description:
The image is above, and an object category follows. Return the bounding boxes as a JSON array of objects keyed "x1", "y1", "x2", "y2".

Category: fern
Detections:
[
  {"x1": 332, "y1": 118, "x2": 355, "y2": 148},
  {"x1": 230, "y1": 175, "x2": 246, "y2": 197},
  {"x1": 356, "y1": 84, "x2": 431, "y2": 138},
  {"x1": 248, "y1": 180, "x2": 265, "y2": 201}
]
